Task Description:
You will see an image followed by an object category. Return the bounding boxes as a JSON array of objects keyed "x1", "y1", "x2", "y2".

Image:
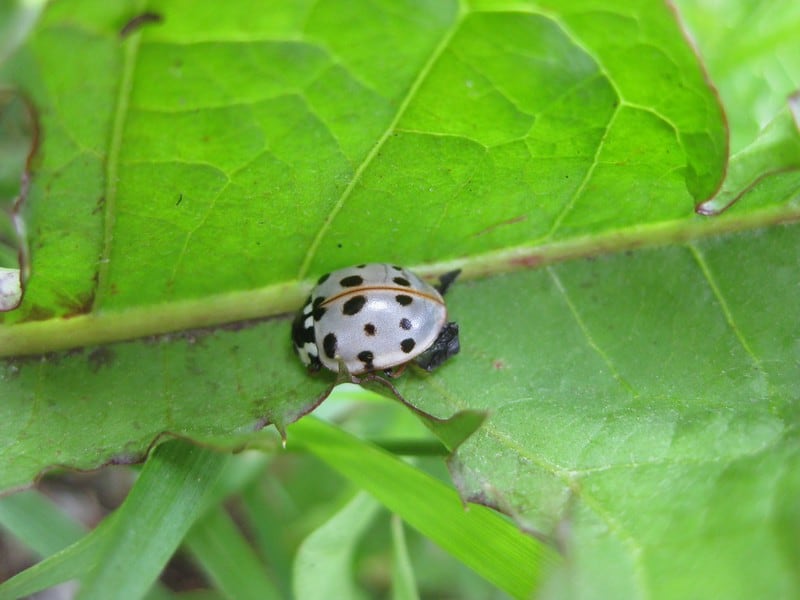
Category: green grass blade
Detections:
[
  {"x1": 390, "y1": 515, "x2": 419, "y2": 600},
  {"x1": 239, "y1": 481, "x2": 295, "y2": 599},
  {"x1": 198, "y1": 450, "x2": 272, "y2": 511},
  {"x1": 185, "y1": 505, "x2": 281, "y2": 600},
  {"x1": 77, "y1": 440, "x2": 230, "y2": 600},
  {"x1": 0, "y1": 446, "x2": 266, "y2": 599},
  {"x1": 292, "y1": 492, "x2": 379, "y2": 600},
  {"x1": 288, "y1": 417, "x2": 559, "y2": 599},
  {"x1": 0, "y1": 509, "x2": 118, "y2": 600},
  {"x1": 0, "y1": 489, "x2": 86, "y2": 556}
]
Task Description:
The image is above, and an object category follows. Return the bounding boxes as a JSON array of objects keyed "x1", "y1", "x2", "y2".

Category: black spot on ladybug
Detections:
[
  {"x1": 395, "y1": 294, "x2": 413, "y2": 306},
  {"x1": 343, "y1": 295, "x2": 367, "y2": 315},
  {"x1": 357, "y1": 350, "x2": 374, "y2": 369},
  {"x1": 297, "y1": 324, "x2": 314, "y2": 344},
  {"x1": 340, "y1": 275, "x2": 363, "y2": 287},
  {"x1": 400, "y1": 338, "x2": 416, "y2": 353},
  {"x1": 364, "y1": 323, "x2": 376, "y2": 336},
  {"x1": 399, "y1": 318, "x2": 412, "y2": 330},
  {"x1": 317, "y1": 273, "x2": 330, "y2": 285},
  {"x1": 312, "y1": 296, "x2": 326, "y2": 320},
  {"x1": 323, "y1": 333, "x2": 337, "y2": 359},
  {"x1": 393, "y1": 277, "x2": 411, "y2": 287},
  {"x1": 291, "y1": 312, "x2": 315, "y2": 346}
]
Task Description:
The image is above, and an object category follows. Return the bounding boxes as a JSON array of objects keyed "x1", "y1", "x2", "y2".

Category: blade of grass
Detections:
[
  {"x1": 0, "y1": 489, "x2": 86, "y2": 556},
  {"x1": 239, "y1": 480, "x2": 296, "y2": 599},
  {"x1": 292, "y1": 492, "x2": 379, "y2": 600},
  {"x1": 0, "y1": 512, "x2": 116, "y2": 600},
  {"x1": 288, "y1": 417, "x2": 560, "y2": 599},
  {"x1": 390, "y1": 515, "x2": 419, "y2": 600},
  {"x1": 184, "y1": 504, "x2": 281, "y2": 600},
  {"x1": 76, "y1": 440, "x2": 230, "y2": 600},
  {"x1": 0, "y1": 444, "x2": 269, "y2": 600},
  {"x1": 200, "y1": 450, "x2": 272, "y2": 510}
]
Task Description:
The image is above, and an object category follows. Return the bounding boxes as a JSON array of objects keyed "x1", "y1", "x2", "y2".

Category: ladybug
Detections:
[{"x1": 292, "y1": 264, "x2": 460, "y2": 376}]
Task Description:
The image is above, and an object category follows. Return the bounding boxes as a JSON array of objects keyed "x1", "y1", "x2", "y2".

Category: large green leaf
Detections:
[
  {"x1": 428, "y1": 224, "x2": 800, "y2": 598},
  {"x1": 0, "y1": 0, "x2": 734, "y2": 332},
  {"x1": 1, "y1": 0, "x2": 799, "y2": 597}
]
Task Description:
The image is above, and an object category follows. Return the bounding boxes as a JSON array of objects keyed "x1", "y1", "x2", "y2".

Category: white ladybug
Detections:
[{"x1": 292, "y1": 263, "x2": 460, "y2": 375}]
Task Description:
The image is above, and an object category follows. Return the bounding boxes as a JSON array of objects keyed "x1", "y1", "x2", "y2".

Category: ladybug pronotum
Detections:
[{"x1": 292, "y1": 263, "x2": 460, "y2": 376}]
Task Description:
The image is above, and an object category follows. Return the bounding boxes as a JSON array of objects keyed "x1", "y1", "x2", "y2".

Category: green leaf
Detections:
[
  {"x1": 0, "y1": 321, "x2": 325, "y2": 490},
  {"x1": 674, "y1": 0, "x2": 800, "y2": 153},
  {"x1": 1, "y1": 1, "x2": 799, "y2": 598},
  {"x1": 677, "y1": 0, "x2": 800, "y2": 216},
  {"x1": 290, "y1": 417, "x2": 557, "y2": 599},
  {"x1": 0, "y1": 0, "x2": 791, "y2": 494},
  {"x1": 292, "y1": 492, "x2": 380, "y2": 600},
  {"x1": 697, "y1": 102, "x2": 800, "y2": 216},
  {"x1": 0, "y1": 0, "x2": 733, "y2": 332},
  {"x1": 408, "y1": 225, "x2": 800, "y2": 598},
  {"x1": 0, "y1": 88, "x2": 33, "y2": 273}
]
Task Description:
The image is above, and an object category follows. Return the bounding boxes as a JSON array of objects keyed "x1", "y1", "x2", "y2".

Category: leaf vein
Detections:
[
  {"x1": 295, "y1": 11, "x2": 466, "y2": 279},
  {"x1": 687, "y1": 243, "x2": 769, "y2": 387},
  {"x1": 547, "y1": 266, "x2": 637, "y2": 396},
  {"x1": 92, "y1": 6, "x2": 148, "y2": 311}
]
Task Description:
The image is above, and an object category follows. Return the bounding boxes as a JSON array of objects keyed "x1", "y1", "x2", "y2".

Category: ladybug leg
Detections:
[{"x1": 385, "y1": 363, "x2": 408, "y2": 379}]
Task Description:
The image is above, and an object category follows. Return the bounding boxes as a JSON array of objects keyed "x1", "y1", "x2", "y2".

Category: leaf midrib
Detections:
[{"x1": 0, "y1": 206, "x2": 797, "y2": 358}]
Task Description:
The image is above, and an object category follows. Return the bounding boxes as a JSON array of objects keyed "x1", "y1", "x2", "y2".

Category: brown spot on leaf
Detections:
[
  {"x1": 508, "y1": 255, "x2": 542, "y2": 269},
  {"x1": 472, "y1": 214, "x2": 528, "y2": 237},
  {"x1": 92, "y1": 196, "x2": 105, "y2": 215},
  {"x1": 119, "y1": 11, "x2": 163, "y2": 38},
  {"x1": 25, "y1": 304, "x2": 56, "y2": 321}
]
